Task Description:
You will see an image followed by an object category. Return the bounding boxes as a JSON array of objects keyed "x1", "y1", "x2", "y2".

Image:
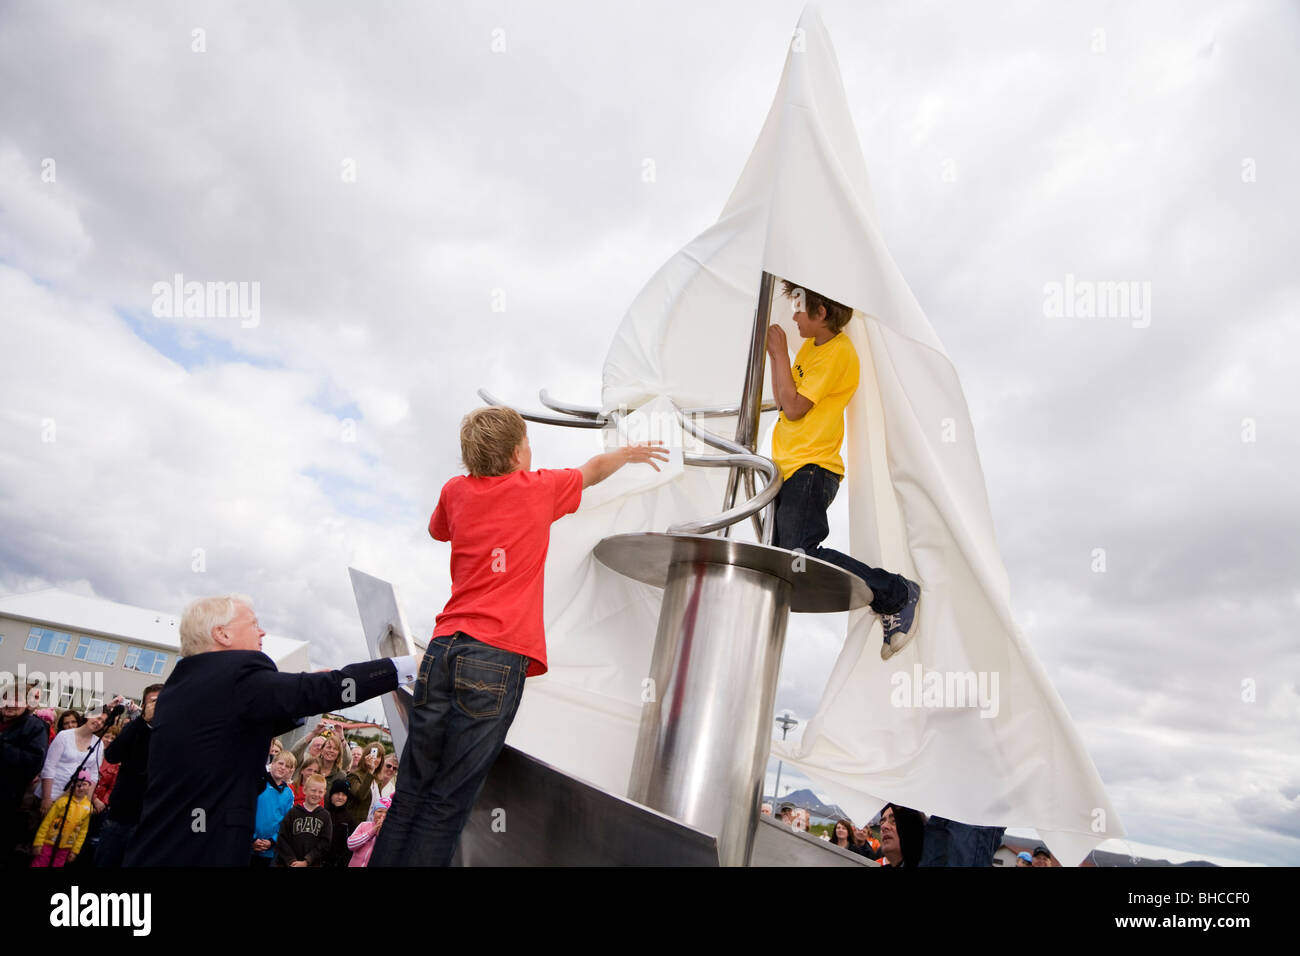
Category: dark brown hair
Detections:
[{"x1": 780, "y1": 279, "x2": 853, "y2": 333}]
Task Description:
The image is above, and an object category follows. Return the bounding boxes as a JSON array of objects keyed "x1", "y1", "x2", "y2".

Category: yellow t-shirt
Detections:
[{"x1": 771, "y1": 332, "x2": 859, "y2": 480}]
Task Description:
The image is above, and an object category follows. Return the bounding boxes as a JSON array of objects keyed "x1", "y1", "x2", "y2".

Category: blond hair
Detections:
[
  {"x1": 179, "y1": 594, "x2": 253, "y2": 657},
  {"x1": 460, "y1": 407, "x2": 526, "y2": 477},
  {"x1": 272, "y1": 750, "x2": 297, "y2": 770},
  {"x1": 304, "y1": 773, "x2": 327, "y2": 790}
]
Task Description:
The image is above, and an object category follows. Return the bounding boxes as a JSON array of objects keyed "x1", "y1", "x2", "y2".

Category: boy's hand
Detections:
[
  {"x1": 766, "y1": 324, "x2": 788, "y2": 357},
  {"x1": 621, "y1": 441, "x2": 670, "y2": 472},
  {"x1": 581, "y1": 441, "x2": 670, "y2": 488}
]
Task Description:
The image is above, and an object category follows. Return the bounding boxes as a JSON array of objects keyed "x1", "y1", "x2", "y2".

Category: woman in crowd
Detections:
[
  {"x1": 55, "y1": 710, "x2": 81, "y2": 733},
  {"x1": 830, "y1": 818, "x2": 855, "y2": 851},
  {"x1": 317, "y1": 733, "x2": 349, "y2": 791},
  {"x1": 345, "y1": 744, "x2": 384, "y2": 828},
  {"x1": 81, "y1": 722, "x2": 123, "y2": 865},
  {"x1": 39, "y1": 708, "x2": 111, "y2": 815},
  {"x1": 370, "y1": 750, "x2": 398, "y2": 820}
]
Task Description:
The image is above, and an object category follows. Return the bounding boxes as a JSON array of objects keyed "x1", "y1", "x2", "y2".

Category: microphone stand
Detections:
[{"x1": 47, "y1": 705, "x2": 122, "y2": 865}]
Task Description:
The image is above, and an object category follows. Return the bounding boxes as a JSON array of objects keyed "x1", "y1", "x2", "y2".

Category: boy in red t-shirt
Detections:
[{"x1": 370, "y1": 406, "x2": 666, "y2": 866}]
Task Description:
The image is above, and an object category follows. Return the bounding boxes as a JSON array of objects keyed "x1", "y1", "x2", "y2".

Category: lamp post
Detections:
[{"x1": 771, "y1": 712, "x2": 799, "y2": 807}]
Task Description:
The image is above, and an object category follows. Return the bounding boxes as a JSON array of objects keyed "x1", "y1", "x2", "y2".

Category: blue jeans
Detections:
[
  {"x1": 918, "y1": 816, "x2": 1007, "y2": 867},
  {"x1": 94, "y1": 819, "x2": 136, "y2": 869},
  {"x1": 772, "y1": 464, "x2": 908, "y2": 614},
  {"x1": 369, "y1": 633, "x2": 528, "y2": 867}
]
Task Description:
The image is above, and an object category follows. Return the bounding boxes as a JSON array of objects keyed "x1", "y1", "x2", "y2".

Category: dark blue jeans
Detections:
[
  {"x1": 93, "y1": 819, "x2": 136, "y2": 868},
  {"x1": 918, "y1": 816, "x2": 1007, "y2": 867},
  {"x1": 772, "y1": 464, "x2": 908, "y2": 614},
  {"x1": 369, "y1": 632, "x2": 528, "y2": 867}
]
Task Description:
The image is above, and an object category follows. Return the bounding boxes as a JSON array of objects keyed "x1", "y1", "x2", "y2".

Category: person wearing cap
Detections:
[
  {"x1": 346, "y1": 797, "x2": 390, "y2": 867},
  {"x1": 1016, "y1": 850, "x2": 1034, "y2": 867},
  {"x1": 31, "y1": 769, "x2": 94, "y2": 867},
  {"x1": 1032, "y1": 845, "x2": 1059, "y2": 867}
]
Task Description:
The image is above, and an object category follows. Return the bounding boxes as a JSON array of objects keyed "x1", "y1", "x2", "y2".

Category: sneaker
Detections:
[{"x1": 879, "y1": 578, "x2": 921, "y2": 660}]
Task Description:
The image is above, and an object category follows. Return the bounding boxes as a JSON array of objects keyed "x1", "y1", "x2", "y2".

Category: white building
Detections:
[{"x1": 0, "y1": 589, "x2": 310, "y2": 712}]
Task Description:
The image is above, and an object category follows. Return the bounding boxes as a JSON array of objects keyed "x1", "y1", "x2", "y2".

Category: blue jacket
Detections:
[{"x1": 253, "y1": 773, "x2": 295, "y2": 858}]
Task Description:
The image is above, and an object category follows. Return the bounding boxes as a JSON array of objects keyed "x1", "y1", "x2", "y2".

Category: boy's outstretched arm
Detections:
[
  {"x1": 766, "y1": 326, "x2": 813, "y2": 421},
  {"x1": 579, "y1": 442, "x2": 669, "y2": 489}
]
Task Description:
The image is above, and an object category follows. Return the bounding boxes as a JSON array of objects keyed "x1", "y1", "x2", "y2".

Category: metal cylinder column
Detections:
[{"x1": 627, "y1": 559, "x2": 791, "y2": 866}]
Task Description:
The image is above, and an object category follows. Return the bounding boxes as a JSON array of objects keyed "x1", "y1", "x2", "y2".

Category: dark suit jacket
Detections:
[
  {"x1": 124, "y1": 650, "x2": 397, "y2": 866},
  {"x1": 103, "y1": 712, "x2": 152, "y2": 825}
]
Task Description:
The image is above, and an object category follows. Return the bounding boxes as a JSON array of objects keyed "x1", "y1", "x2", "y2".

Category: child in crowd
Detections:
[
  {"x1": 765, "y1": 280, "x2": 921, "y2": 658},
  {"x1": 323, "y1": 778, "x2": 353, "y2": 867},
  {"x1": 370, "y1": 406, "x2": 666, "y2": 866},
  {"x1": 31, "y1": 770, "x2": 93, "y2": 867},
  {"x1": 32, "y1": 708, "x2": 56, "y2": 743},
  {"x1": 275, "y1": 773, "x2": 330, "y2": 867},
  {"x1": 267, "y1": 737, "x2": 283, "y2": 771},
  {"x1": 291, "y1": 756, "x2": 322, "y2": 806},
  {"x1": 252, "y1": 750, "x2": 296, "y2": 866},
  {"x1": 345, "y1": 798, "x2": 389, "y2": 867}
]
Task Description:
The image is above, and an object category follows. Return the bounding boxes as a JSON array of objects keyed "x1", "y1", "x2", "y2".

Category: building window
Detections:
[
  {"x1": 73, "y1": 637, "x2": 120, "y2": 666},
  {"x1": 123, "y1": 646, "x2": 169, "y2": 676},
  {"x1": 24, "y1": 627, "x2": 72, "y2": 657}
]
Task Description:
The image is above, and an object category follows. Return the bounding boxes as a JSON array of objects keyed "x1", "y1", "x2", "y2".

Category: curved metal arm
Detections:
[
  {"x1": 681, "y1": 400, "x2": 779, "y2": 418},
  {"x1": 478, "y1": 388, "x2": 608, "y2": 429},
  {"x1": 679, "y1": 416, "x2": 749, "y2": 456},
  {"x1": 669, "y1": 453, "x2": 782, "y2": 539},
  {"x1": 532, "y1": 390, "x2": 778, "y2": 421},
  {"x1": 483, "y1": 387, "x2": 780, "y2": 541},
  {"x1": 539, "y1": 390, "x2": 604, "y2": 421},
  {"x1": 681, "y1": 417, "x2": 777, "y2": 541}
]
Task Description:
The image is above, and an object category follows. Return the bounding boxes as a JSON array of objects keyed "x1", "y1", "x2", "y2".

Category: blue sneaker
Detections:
[{"x1": 880, "y1": 578, "x2": 921, "y2": 660}]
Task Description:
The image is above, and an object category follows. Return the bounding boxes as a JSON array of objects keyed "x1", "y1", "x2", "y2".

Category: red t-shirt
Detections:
[{"x1": 430, "y1": 468, "x2": 583, "y2": 676}]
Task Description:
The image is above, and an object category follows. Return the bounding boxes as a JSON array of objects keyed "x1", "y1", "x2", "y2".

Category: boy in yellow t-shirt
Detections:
[{"x1": 765, "y1": 280, "x2": 921, "y2": 659}]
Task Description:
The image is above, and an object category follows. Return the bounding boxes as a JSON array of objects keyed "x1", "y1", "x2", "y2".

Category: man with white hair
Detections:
[{"x1": 124, "y1": 595, "x2": 415, "y2": 867}]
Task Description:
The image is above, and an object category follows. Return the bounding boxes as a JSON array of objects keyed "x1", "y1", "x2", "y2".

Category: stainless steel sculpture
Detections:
[
  {"x1": 349, "y1": 270, "x2": 873, "y2": 865},
  {"x1": 478, "y1": 270, "x2": 872, "y2": 866}
]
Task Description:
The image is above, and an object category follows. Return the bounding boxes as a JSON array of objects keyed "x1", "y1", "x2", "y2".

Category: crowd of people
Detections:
[
  {"x1": 762, "y1": 799, "x2": 1061, "y2": 867},
  {"x1": 1, "y1": 680, "x2": 400, "y2": 868}
]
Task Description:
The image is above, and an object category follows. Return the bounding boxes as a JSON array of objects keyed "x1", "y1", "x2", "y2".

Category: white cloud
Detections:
[{"x1": 1, "y1": 0, "x2": 1297, "y2": 864}]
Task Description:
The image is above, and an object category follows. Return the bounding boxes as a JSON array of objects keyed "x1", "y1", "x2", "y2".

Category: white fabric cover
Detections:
[{"x1": 505, "y1": 5, "x2": 1121, "y2": 865}]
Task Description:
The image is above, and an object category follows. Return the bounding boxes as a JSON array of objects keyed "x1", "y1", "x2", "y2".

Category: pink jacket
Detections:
[{"x1": 346, "y1": 821, "x2": 380, "y2": 867}]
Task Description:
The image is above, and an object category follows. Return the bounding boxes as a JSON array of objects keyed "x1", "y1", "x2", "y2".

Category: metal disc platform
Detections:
[{"x1": 594, "y1": 531, "x2": 873, "y2": 613}]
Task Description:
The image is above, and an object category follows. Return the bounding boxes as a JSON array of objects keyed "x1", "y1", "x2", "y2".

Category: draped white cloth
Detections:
[{"x1": 504, "y1": 5, "x2": 1121, "y2": 865}]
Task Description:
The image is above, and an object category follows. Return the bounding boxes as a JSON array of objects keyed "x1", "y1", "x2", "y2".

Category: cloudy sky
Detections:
[{"x1": 2, "y1": 1, "x2": 1296, "y2": 864}]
